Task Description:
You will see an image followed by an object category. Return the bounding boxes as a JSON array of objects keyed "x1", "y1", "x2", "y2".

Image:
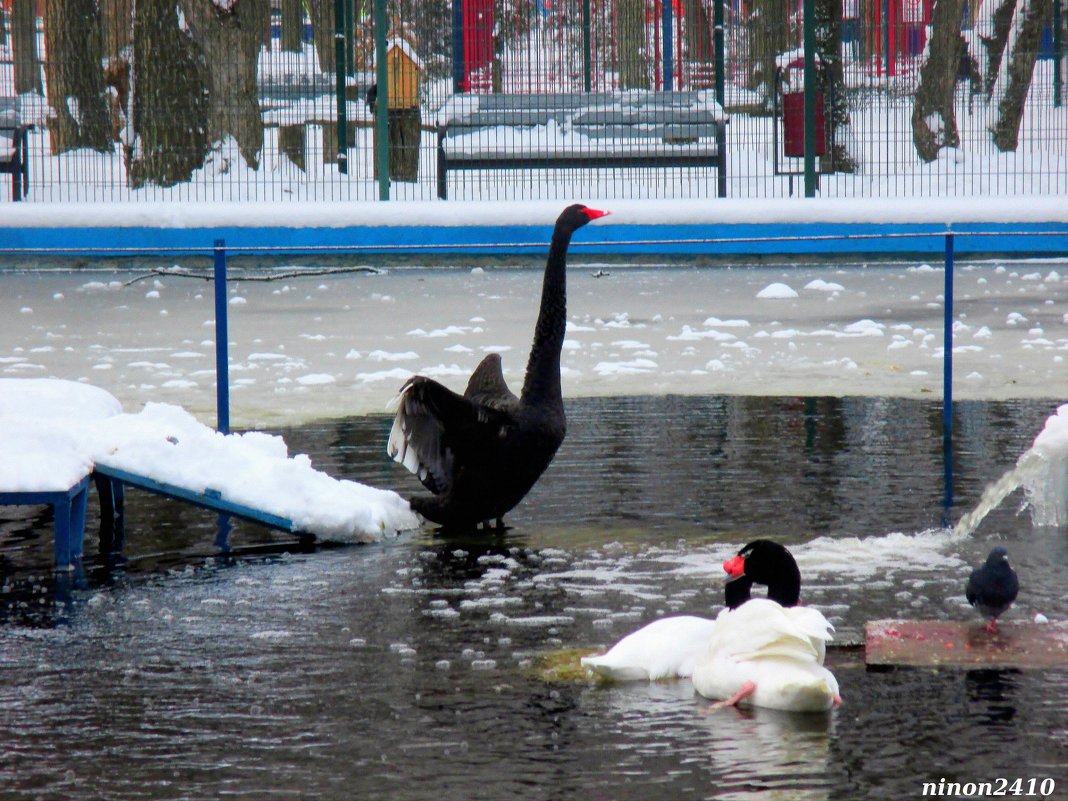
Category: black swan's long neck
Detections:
[{"x1": 520, "y1": 224, "x2": 572, "y2": 408}]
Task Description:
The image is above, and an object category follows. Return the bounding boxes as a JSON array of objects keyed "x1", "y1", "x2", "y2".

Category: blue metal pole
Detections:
[
  {"x1": 662, "y1": 0, "x2": 674, "y2": 90},
  {"x1": 802, "y1": 0, "x2": 817, "y2": 196},
  {"x1": 452, "y1": 0, "x2": 465, "y2": 92},
  {"x1": 213, "y1": 239, "x2": 230, "y2": 435},
  {"x1": 942, "y1": 233, "x2": 954, "y2": 445}
]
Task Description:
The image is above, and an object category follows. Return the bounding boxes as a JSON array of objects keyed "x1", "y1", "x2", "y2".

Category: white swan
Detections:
[
  {"x1": 580, "y1": 615, "x2": 719, "y2": 681},
  {"x1": 691, "y1": 598, "x2": 840, "y2": 712}
]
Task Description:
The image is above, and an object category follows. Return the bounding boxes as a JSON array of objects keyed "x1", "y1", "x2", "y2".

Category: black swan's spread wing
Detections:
[
  {"x1": 387, "y1": 375, "x2": 516, "y2": 495},
  {"x1": 464, "y1": 354, "x2": 519, "y2": 414}
]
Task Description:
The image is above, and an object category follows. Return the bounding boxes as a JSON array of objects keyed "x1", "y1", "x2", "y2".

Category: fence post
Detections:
[
  {"x1": 802, "y1": 0, "x2": 817, "y2": 196},
  {"x1": 334, "y1": 0, "x2": 348, "y2": 175},
  {"x1": 582, "y1": 0, "x2": 592, "y2": 92},
  {"x1": 1054, "y1": 0, "x2": 1063, "y2": 107},
  {"x1": 213, "y1": 240, "x2": 230, "y2": 436},
  {"x1": 714, "y1": 0, "x2": 725, "y2": 108},
  {"x1": 662, "y1": 0, "x2": 674, "y2": 91},
  {"x1": 452, "y1": 0, "x2": 465, "y2": 92},
  {"x1": 942, "y1": 231, "x2": 954, "y2": 463},
  {"x1": 374, "y1": 0, "x2": 390, "y2": 200}
]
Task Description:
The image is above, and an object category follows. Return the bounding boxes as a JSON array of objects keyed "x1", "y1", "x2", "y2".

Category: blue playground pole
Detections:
[
  {"x1": 214, "y1": 240, "x2": 230, "y2": 435},
  {"x1": 942, "y1": 232, "x2": 954, "y2": 514},
  {"x1": 662, "y1": 0, "x2": 674, "y2": 90}
]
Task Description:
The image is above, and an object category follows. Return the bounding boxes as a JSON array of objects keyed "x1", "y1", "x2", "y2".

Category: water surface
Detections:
[{"x1": 0, "y1": 395, "x2": 1065, "y2": 800}]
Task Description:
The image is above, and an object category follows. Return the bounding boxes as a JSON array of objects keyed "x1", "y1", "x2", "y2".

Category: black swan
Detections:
[
  {"x1": 387, "y1": 203, "x2": 609, "y2": 528},
  {"x1": 966, "y1": 546, "x2": 1019, "y2": 634}
]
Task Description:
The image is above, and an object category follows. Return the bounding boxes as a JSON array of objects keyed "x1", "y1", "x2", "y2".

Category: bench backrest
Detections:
[
  {"x1": 0, "y1": 97, "x2": 20, "y2": 131},
  {"x1": 437, "y1": 91, "x2": 725, "y2": 141}
]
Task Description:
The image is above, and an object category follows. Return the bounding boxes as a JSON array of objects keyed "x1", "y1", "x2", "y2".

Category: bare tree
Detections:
[
  {"x1": 910, "y1": 0, "x2": 969, "y2": 161},
  {"x1": 617, "y1": 0, "x2": 650, "y2": 89},
  {"x1": 307, "y1": 0, "x2": 337, "y2": 74},
  {"x1": 682, "y1": 0, "x2": 714, "y2": 87},
  {"x1": 814, "y1": 0, "x2": 856, "y2": 171},
  {"x1": 988, "y1": 0, "x2": 1051, "y2": 150},
  {"x1": 44, "y1": 0, "x2": 113, "y2": 153},
  {"x1": 747, "y1": 0, "x2": 790, "y2": 108},
  {"x1": 11, "y1": 0, "x2": 43, "y2": 95},
  {"x1": 279, "y1": 0, "x2": 307, "y2": 171},
  {"x1": 128, "y1": 0, "x2": 211, "y2": 187},
  {"x1": 180, "y1": 0, "x2": 271, "y2": 169}
]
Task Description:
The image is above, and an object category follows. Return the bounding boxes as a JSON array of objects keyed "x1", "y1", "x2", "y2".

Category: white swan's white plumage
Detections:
[
  {"x1": 691, "y1": 598, "x2": 839, "y2": 712},
  {"x1": 580, "y1": 615, "x2": 718, "y2": 681}
]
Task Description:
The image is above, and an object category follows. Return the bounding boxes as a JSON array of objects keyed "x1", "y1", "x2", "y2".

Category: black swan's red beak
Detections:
[{"x1": 582, "y1": 207, "x2": 611, "y2": 221}]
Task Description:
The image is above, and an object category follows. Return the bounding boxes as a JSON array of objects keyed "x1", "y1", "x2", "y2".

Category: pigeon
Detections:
[{"x1": 966, "y1": 546, "x2": 1019, "y2": 634}]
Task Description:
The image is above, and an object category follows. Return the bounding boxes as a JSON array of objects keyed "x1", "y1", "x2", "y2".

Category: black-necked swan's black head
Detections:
[{"x1": 723, "y1": 539, "x2": 802, "y2": 610}]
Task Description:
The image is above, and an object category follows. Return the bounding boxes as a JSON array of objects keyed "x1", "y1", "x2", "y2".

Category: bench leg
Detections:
[
  {"x1": 716, "y1": 120, "x2": 728, "y2": 199},
  {"x1": 53, "y1": 479, "x2": 90, "y2": 570},
  {"x1": 94, "y1": 473, "x2": 126, "y2": 555},
  {"x1": 436, "y1": 125, "x2": 448, "y2": 200}
]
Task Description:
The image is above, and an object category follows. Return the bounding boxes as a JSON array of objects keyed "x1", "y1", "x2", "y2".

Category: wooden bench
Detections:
[
  {"x1": 0, "y1": 97, "x2": 31, "y2": 202},
  {"x1": 435, "y1": 91, "x2": 728, "y2": 199}
]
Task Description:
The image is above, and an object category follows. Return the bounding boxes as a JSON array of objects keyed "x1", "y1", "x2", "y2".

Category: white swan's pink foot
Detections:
[{"x1": 705, "y1": 680, "x2": 757, "y2": 712}]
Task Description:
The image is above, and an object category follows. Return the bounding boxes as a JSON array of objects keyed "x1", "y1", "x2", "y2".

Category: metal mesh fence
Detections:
[{"x1": 0, "y1": 0, "x2": 1065, "y2": 203}]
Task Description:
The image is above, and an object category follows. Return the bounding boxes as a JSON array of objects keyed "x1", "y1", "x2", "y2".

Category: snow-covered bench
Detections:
[
  {"x1": 435, "y1": 91, "x2": 728, "y2": 199},
  {"x1": 0, "y1": 97, "x2": 31, "y2": 202},
  {"x1": 0, "y1": 379, "x2": 420, "y2": 570}
]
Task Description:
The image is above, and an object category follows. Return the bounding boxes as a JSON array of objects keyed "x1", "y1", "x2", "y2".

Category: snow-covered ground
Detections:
[
  {"x1": 1, "y1": 257, "x2": 1064, "y2": 428},
  {"x1": 2, "y1": 32, "x2": 1065, "y2": 203}
]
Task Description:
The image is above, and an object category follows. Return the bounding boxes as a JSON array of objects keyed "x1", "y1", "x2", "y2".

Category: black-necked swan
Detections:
[
  {"x1": 965, "y1": 546, "x2": 1019, "y2": 634},
  {"x1": 387, "y1": 204, "x2": 609, "y2": 528},
  {"x1": 584, "y1": 540, "x2": 841, "y2": 712}
]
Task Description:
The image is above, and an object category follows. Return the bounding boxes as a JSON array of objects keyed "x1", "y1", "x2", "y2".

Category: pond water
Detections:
[{"x1": 1, "y1": 395, "x2": 1066, "y2": 800}]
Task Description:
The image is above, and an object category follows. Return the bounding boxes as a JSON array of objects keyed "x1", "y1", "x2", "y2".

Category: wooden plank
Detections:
[
  {"x1": 94, "y1": 464, "x2": 299, "y2": 534},
  {"x1": 865, "y1": 619, "x2": 1068, "y2": 668}
]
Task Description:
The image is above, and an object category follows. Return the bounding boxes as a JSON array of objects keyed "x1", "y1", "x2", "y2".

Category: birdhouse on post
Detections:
[
  {"x1": 386, "y1": 38, "x2": 422, "y2": 111},
  {"x1": 374, "y1": 36, "x2": 423, "y2": 182}
]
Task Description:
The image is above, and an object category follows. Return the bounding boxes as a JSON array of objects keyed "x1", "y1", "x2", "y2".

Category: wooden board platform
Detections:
[{"x1": 865, "y1": 619, "x2": 1068, "y2": 668}]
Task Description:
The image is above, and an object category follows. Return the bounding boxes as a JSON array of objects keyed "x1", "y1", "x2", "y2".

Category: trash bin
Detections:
[{"x1": 782, "y1": 91, "x2": 826, "y2": 157}]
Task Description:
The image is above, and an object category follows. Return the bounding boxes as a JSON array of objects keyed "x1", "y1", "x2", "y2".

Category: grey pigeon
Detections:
[{"x1": 966, "y1": 546, "x2": 1019, "y2": 634}]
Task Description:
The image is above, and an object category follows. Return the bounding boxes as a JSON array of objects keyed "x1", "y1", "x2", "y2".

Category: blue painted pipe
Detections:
[
  {"x1": 214, "y1": 240, "x2": 230, "y2": 435},
  {"x1": 942, "y1": 233, "x2": 954, "y2": 514}
]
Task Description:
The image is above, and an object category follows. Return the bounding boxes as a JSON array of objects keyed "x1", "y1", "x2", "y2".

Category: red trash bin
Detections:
[{"x1": 782, "y1": 90, "x2": 826, "y2": 157}]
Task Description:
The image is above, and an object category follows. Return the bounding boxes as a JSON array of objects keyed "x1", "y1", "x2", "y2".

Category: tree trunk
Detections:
[
  {"x1": 989, "y1": 0, "x2": 1051, "y2": 150},
  {"x1": 280, "y1": 0, "x2": 307, "y2": 171},
  {"x1": 910, "y1": 0, "x2": 968, "y2": 162},
  {"x1": 815, "y1": 0, "x2": 856, "y2": 170},
  {"x1": 181, "y1": 0, "x2": 270, "y2": 169},
  {"x1": 12, "y1": 0, "x2": 43, "y2": 95},
  {"x1": 617, "y1": 0, "x2": 649, "y2": 89},
  {"x1": 307, "y1": 0, "x2": 336, "y2": 74},
  {"x1": 128, "y1": 0, "x2": 211, "y2": 188},
  {"x1": 44, "y1": 0, "x2": 113, "y2": 153},
  {"x1": 682, "y1": 0, "x2": 714, "y2": 88},
  {"x1": 980, "y1": 0, "x2": 1017, "y2": 93},
  {"x1": 282, "y1": 0, "x2": 304, "y2": 52},
  {"x1": 747, "y1": 0, "x2": 789, "y2": 108}
]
